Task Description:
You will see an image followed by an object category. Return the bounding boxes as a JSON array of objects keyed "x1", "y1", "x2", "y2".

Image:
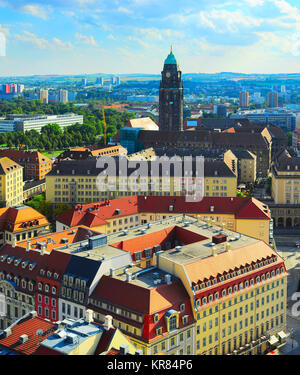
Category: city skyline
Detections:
[{"x1": 0, "y1": 0, "x2": 300, "y2": 76}]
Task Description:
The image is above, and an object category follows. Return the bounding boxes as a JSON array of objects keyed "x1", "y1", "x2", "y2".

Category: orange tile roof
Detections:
[
  {"x1": 0, "y1": 315, "x2": 55, "y2": 355},
  {"x1": 183, "y1": 240, "x2": 283, "y2": 284},
  {"x1": 17, "y1": 226, "x2": 102, "y2": 253},
  {"x1": 0, "y1": 206, "x2": 50, "y2": 233},
  {"x1": 0, "y1": 157, "x2": 22, "y2": 174}
]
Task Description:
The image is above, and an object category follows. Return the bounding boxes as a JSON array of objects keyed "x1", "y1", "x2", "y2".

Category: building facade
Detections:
[{"x1": 0, "y1": 157, "x2": 23, "y2": 206}]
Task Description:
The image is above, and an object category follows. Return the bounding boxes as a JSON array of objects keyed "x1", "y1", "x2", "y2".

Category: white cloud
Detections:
[
  {"x1": 107, "y1": 34, "x2": 116, "y2": 40},
  {"x1": 117, "y1": 6, "x2": 132, "y2": 14},
  {"x1": 245, "y1": 0, "x2": 264, "y2": 5},
  {"x1": 21, "y1": 4, "x2": 48, "y2": 20},
  {"x1": 15, "y1": 30, "x2": 49, "y2": 49},
  {"x1": 53, "y1": 37, "x2": 73, "y2": 49},
  {"x1": 75, "y1": 33, "x2": 97, "y2": 45},
  {"x1": 0, "y1": 24, "x2": 9, "y2": 36}
]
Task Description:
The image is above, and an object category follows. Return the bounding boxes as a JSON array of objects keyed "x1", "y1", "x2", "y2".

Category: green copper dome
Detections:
[{"x1": 164, "y1": 51, "x2": 177, "y2": 65}]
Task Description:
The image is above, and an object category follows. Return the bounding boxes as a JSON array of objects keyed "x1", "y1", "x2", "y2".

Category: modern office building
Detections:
[
  {"x1": 231, "y1": 109, "x2": 299, "y2": 132},
  {"x1": 59, "y1": 89, "x2": 68, "y2": 103},
  {"x1": 239, "y1": 92, "x2": 249, "y2": 108},
  {"x1": 0, "y1": 113, "x2": 83, "y2": 133},
  {"x1": 39, "y1": 89, "x2": 48, "y2": 104},
  {"x1": 268, "y1": 92, "x2": 278, "y2": 108}
]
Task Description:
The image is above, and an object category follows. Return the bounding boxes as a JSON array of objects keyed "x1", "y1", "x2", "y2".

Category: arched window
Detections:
[
  {"x1": 52, "y1": 286, "x2": 56, "y2": 295},
  {"x1": 266, "y1": 273, "x2": 270, "y2": 279},
  {"x1": 261, "y1": 275, "x2": 265, "y2": 281},
  {"x1": 228, "y1": 287, "x2": 232, "y2": 295},
  {"x1": 234, "y1": 285, "x2": 238, "y2": 293},
  {"x1": 250, "y1": 279, "x2": 254, "y2": 286},
  {"x1": 271, "y1": 271, "x2": 275, "y2": 277},
  {"x1": 222, "y1": 289, "x2": 226, "y2": 297},
  {"x1": 245, "y1": 281, "x2": 249, "y2": 288},
  {"x1": 208, "y1": 294, "x2": 213, "y2": 303},
  {"x1": 45, "y1": 284, "x2": 49, "y2": 292},
  {"x1": 239, "y1": 282, "x2": 243, "y2": 290},
  {"x1": 38, "y1": 282, "x2": 42, "y2": 291},
  {"x1": 256, "y1": 276, "x2": 260, "y2": 283},
  {"x1": 214, "y1": 292, "x2": 219, "y2": 300},
  {"x1": 202, "y1": 297, "x2": 207, "y2": 305},
  {"x1": 281, "y1": 267, "x2": 284, "y2": 273}
]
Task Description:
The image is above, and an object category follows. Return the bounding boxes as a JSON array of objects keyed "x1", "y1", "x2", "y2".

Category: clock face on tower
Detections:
[{"x1": 166, "y1": 72, "x2": 171, "y2": 78}]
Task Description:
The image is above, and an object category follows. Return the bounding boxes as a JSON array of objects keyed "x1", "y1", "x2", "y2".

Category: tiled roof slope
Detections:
[{"x1": 57, "y1": 196, "x2": 270, "y2": 228}]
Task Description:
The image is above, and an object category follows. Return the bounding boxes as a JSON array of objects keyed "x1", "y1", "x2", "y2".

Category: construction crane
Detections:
[{"x1": 101, "y1": 101, "x2": 107, "y2": 146}]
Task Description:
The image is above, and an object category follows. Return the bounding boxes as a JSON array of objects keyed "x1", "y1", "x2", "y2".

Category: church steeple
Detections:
[{"x1": 159, "y1": 48, "x2": 183, "y2": 132}]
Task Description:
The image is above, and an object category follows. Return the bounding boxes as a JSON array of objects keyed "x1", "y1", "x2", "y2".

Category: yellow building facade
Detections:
[{"x1": 0, "y1": 157, "x2": 23, "y2": 207}]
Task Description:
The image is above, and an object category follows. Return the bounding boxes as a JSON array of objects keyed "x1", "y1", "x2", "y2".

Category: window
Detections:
[
  {"x1": 52, "y1": 286, "x2": 56, "y2": 295},
  {"x1": 169, "y1": 315, "x2": 177, "y2": 331},
  {"x1": 153, "y1": 313, "x2": 159, "y2": 323},
  {"x1": 38, "y1": 282, "x2": 43, "y2": 291},
  {"x1": 222, "y1": 289, "x2": 226, "y2": 298},
  {"x1": 180, "y1": 303, "x2": 185, "y2": 312},
  {"x1": 45, "y1": 284, "x2": 49, "y2": 292}
]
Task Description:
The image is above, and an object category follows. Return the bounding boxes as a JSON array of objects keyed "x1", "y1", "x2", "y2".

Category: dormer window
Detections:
[
  {"x1": 47, "y1": 271, "x2": 52, "y2": 278},
  {"x1": 156, "y1": 326, "x2": 163, "y2": 336},
  {"x1": 281, "y1": 267, "x2": 284, "y2": 273},
  {"x1": 206, "y1": 281, "x2": 211, "y2": 287},
  {"x1": 22, "y1": 261, "x2": 29, "y2": 269},
  {"x1": 38, "y1": 282, "x2": 43, "y2": 291},
  {"x1": 45, "y1": 284, "x2": 50, "y2": 292},
  {"x1": 54, "y1": 273, "x2": 59, "y2": 280},
  {"x1": 201, "y1": 283, "x2": 205, "y2": 289},
  {"x1": 153, "y1": 313, "x2": 159, "y2": 323},
  {"x1": 40, "y1": 269, "x2": 45, "y2": 276},
  {"x1": 180, "y1": 303, "x2": 185, "y2": 312}
]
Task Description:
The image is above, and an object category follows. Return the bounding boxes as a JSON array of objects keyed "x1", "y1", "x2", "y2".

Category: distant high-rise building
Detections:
[
  {"x1": 115, "y1": 76, "x2": 120, "y2": 85},
  {"x1": 216, "y1": 104, "x2": 227, "y2": 117},
  {"x1": 82, "y1": 78, "x2": 87, "y2": 86},
  {"x1": 268, "y1": 91, "x2": 278, "y2": 108},
  {"x1": 3, "y1": 84, "x2": 10, "y2": 94},
  {"x1": 239, "y1": 91, "x2": 249, "y2": 108},
  {"x1": 17, "y1": 84, "x2": 24, "y2": 93},
  {"x1": 159, "y1": 48, "x2": 183, "y2": 132},
  {"x1": 281, "y1": 85, "x2": 286, "y2": 93},
  {"x1": 39, "y1": 89, "x2": 48, "y2": 104},
  {"x1": 59, "y1": 89, "x2": 68, "y2": 103}
]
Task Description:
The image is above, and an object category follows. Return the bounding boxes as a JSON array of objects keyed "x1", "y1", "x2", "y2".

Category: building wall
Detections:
[
  {"x1": 271, "y1": 170, "x2": 300, "y2": 205},
  {"x1": 46, "y1": 174, "x2": 238, "y2": 205},
  {"x1": 158, "y1": 254, "x2": 287, "y2": 355},
  {"x1": 236, "y1": 219, "x2": 269, "y2": 245},
  {"x1": 0, "y1": 166, "x2": 23, "y2": 207}
]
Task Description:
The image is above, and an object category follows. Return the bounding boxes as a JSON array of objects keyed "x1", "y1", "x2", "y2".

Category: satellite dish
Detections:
[{"x1": 36, "y1": 329, "x2": 43, "y2": 337}]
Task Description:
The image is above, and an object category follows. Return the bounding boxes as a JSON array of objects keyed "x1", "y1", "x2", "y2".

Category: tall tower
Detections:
[{"x1": 159, "y1": 48, "x2": 183, "y2": 131}]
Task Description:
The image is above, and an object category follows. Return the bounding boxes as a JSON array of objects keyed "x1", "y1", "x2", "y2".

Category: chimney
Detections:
[
  {"x1": 165, "y1": 274, "x2": 172, "y2": 285},
  {"x1": 3, "y1": 328, "x2": 12, "y2": 338},
  {"x1": 135, "y1": 349, "x2": 143, "y2": 355},
  {"x1": 119, "y1": 344, "x2": 129, "y2": 355},
  {"x1": 225, "y1": 243, "x2": 231, "y2": 252},
  {"x1": 19, "y1": 334, "x2": 28, "y2": 344},
  {"x1": 12, "y1": 237, "x2": 16, "y2": 248},
  {"x1": 104, "y1": 315, "x2": 113, "y2": 331},
  {"x1": 212, "y1": 246, "x2": 217, "y2": 257},
  {"x1": 30, "y1": 311, "x2": 37, "y2": 318},
  {"x1": 85, "y1": 309, "x2": 94, "y2": 323},
  {"x1": 26, "y1": 241, "x2": 30, "y2": 252}
]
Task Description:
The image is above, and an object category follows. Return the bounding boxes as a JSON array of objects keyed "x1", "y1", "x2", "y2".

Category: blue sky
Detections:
[{"x1": 0, "y1": 0, "x2": 300, "y2": 76}]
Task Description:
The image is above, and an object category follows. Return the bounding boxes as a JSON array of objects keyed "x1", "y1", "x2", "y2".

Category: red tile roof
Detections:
[
  {"x1": 0, "y1": 315, "x2": 55, "y2": 355},
  {"x1": 91, "y1": 275, "x2": 190, "y2": 315},
  {"x1": 57, "y1": 196, "x2": 270, "y2": 228}
]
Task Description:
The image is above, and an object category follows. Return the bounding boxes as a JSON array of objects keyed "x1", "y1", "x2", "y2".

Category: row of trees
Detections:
[{"x1": 0, "y1": 98, "x2": 136, "y2": 150}]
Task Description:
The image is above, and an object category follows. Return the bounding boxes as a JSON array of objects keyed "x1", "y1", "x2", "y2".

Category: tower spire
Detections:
[{"x1": 170, "y1": 45, "x2": 172, "y2": 53}]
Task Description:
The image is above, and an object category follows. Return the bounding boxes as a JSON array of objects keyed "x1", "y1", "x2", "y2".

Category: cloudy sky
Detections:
[{"x1": 0, "y1": 0, "x2": 300, "y2": 76}]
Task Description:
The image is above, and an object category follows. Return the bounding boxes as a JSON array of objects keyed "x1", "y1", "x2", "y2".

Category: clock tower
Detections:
[{"x1": 159, "y1": 47, "x2": 183, "y2": 132}]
